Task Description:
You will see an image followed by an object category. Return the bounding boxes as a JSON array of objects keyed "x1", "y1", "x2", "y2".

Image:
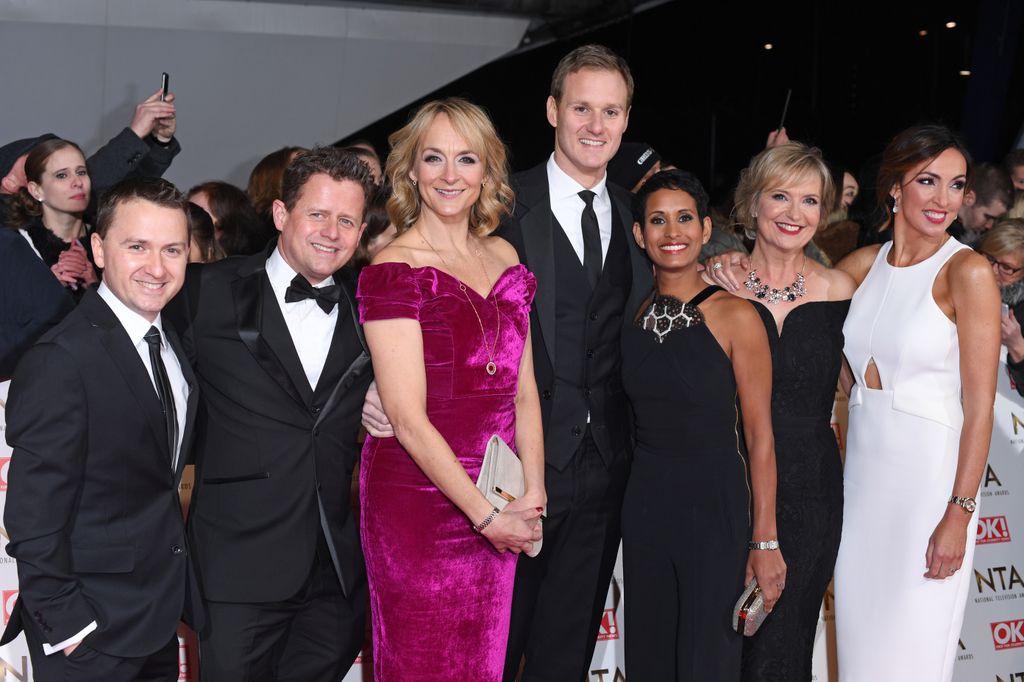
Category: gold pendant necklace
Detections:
[{"x1": 416, "y1": 227, "x2": 501, "y2": 375}]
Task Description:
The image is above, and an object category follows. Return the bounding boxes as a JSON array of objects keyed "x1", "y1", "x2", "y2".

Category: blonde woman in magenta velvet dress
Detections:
[{"x1": 357, "y1": 98, "x2": 545, "y2": 681}]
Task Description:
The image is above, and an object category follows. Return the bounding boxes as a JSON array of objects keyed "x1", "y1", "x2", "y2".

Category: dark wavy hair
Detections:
[{"x1": 875, "y1": 124, "x2": 973, "y2": 232}]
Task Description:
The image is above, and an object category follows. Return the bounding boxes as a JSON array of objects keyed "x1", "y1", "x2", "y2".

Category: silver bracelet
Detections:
[
  {"x1": 748, "y1": 540, "x2": 780, "y2": 551},
  {"x1": 472, "y1": 507, "x2": 500, "y2": 534}
]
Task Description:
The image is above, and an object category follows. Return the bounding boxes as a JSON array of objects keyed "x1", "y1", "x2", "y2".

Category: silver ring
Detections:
[{"x1": 712, "y1": 262, "x2": 723, "y2": 271}]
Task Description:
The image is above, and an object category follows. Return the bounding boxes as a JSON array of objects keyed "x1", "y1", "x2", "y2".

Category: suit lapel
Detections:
[
  {"x1": 82, "y1": 292, "x2": 170, "y2": 464},
  {"x1": 231, "y1": 253, "x2": 312, "y2": 409},
  {"x1": 164, "y1": 324, "x2": 198, "y2": 480},
  {"x1": 313, "y1": 267, "x2": 366, "y2": 403},
  {"x1": 610, "y1": 183, "x2": 653, "y2": 317},
  {"x1": 517, "y1": 165, "x2": 558, "y2": 368}
]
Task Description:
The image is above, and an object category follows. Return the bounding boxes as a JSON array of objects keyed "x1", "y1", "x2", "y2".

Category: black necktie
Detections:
[
  {"x1": 578, "y1": 190, "x2": 602, "y2": 289},
  {"x1": 285, "y1": 274, "x2": 341, "y2": 314},
  {"x1": 144, "y1": 326, "x2": 178, "y2": 468}
]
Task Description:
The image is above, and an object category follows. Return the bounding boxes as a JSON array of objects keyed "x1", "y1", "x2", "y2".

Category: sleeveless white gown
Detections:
[{"x1": 835, "y1": 237, "x2": 978, "y2": 681}]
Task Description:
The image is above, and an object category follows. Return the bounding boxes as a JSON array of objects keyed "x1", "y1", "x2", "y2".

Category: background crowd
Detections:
[{"x1": 0, "y1": 33, "x2": 1020, "y2": 682}]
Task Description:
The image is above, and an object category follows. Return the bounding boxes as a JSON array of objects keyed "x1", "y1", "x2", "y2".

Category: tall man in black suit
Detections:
[
  {"x1": 166, "y1": 147, "x2": 374, "y2": 681},
  {"x1": 499, "y1": 45, "x2": 652, "y2": 681},
  {"x1": 2, "y1": 177, "x2": 203, "y2": 680}
]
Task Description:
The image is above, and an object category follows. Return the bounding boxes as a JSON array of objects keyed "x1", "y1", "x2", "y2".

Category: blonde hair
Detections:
[
  {"x1": 733, "y1": 142, "x2": 836, "y2": 240},
  {"x1": 978, "y1": 218, "x2": 1024, "y2": 259},
  {"x1": 385, "y1": 98, "x2": 513, "y2": 237}
]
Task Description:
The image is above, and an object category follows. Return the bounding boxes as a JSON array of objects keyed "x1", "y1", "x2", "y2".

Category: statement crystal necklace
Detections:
[
  {"x1": 744, "y1": 259, "x2": 807, "y2": 305},
  {"x1": 417, "y1": 228, "x2": 501, "y2": 375}
]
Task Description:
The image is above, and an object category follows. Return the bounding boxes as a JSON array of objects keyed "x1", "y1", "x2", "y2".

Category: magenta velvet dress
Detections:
[{"x1": 356, "y1": 261, "x2": 536, "y2": 682}]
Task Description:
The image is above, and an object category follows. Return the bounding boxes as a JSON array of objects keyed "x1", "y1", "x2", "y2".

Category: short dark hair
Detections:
[
  {"x1": 550, "y1": 44, "x2": 634, "y2": 106},
  {"x1": 971, "y1": 162, "x2": 1013, "y2": 209},
  {"x1": 1005, "y1": 148, "x2": 1024, "y2": 173},
  {"x1": 876, "y1": 124, "x2": 973, "y2": 230},
  {"x1": 281, "y1": 146, "x2": 375, "y2": 214},
  {"x1": 95, "y1": 176, "x2": 190, "y2": 240},
  {"x1": 635, "y1": 169, "x2": 711, "y2": 225}
]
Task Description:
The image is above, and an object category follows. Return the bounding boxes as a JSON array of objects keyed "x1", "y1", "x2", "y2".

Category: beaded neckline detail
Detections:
[{"x1": 638, "y1": 293, "x2": 706, "y2": 344}]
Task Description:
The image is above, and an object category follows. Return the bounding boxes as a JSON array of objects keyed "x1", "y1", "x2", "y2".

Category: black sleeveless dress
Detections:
[
  {"x1": 740, "y1": 300, "x2": 850, "y2": 682},
  {"x1": 621, "y1": 286, "x2": 749, "y2": 681}
]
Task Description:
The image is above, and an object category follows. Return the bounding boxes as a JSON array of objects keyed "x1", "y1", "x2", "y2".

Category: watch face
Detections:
[{"x1": 965, "y1": 499, "x2": 977, "y2": 512}]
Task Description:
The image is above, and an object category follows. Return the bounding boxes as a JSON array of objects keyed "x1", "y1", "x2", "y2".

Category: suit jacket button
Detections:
[
  {"x1": 571, "y1": 426, "x2": 582, "y2": 437},
  {"x1": 589, "y1": 311, "x2": 598, "y2": 321},
  {"x1": 586, "y1": 349, "x2": 594, "y2": 359},
  {"x1": 542, "y1": 390, "x2": 551, "y2": 400},
  {"x1": 584, "y1": 387, "x2": 591, "y2": 397},
  {"x1": 171, "y1": 545, "x2": 184, "y2": 555},
  {"x1": 311, "y1": 406, "x2": 321, "y2": 415}
]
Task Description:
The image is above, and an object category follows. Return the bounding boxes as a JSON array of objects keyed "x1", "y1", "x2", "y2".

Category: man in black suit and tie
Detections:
[
  {"x1": 498, "y1": 45, "x2": 652, "y2": 681},
  {"x1": 166, "y1": 147, "x2": 374, "y2": 681},
  {"x1": 2, "y1": 177, "x2": 203, "y2": 680}
]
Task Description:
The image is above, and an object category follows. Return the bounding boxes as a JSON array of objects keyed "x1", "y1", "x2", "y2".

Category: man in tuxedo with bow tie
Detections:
[
  {"x1": 166, "y1": 146, "x2": 374, "y2": 681},
  {"x1": 2, "y1": 177, "x2": 203, "y2": 680}
]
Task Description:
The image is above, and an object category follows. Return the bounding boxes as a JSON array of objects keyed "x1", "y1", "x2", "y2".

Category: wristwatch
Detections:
[
  {"x1": 948, "y1": 495, "x2": 977, "y2": 513},
  {"x1": 748, "y1": 540, "x2": 780, "y2": 551}
]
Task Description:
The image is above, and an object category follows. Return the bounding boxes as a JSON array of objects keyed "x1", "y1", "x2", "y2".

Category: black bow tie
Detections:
[{"x1": 284, "y1": 274, "x2": 340, "y2": 314}]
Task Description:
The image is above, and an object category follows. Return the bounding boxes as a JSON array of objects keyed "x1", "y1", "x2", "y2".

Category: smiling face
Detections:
[
  {"x1": 633, "y1": 188, "x2": 711, "y2": 273},
  {"x1": 410, "y1": 112, "x2": 485, "y2": 223},
  {"x1": 547, "y1": 68, "x2": 630, "y2": 187},
  {"x1": 273, "y1": 173, "x2": 366, "y2": 284},
  {"x1": 91, "y1": 199, "x2": 189, "y2": 322},
  {"x1": 892, "y1": 147, "x2": 967, "y2": 237},
  {"x1": 28, "y1": 146, "x2": 91, "y2": 216},
  {"x1": 753, "y1": 173, "x2": 823, "y2": 251}
]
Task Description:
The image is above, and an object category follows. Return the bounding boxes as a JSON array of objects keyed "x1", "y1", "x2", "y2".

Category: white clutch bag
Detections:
[{"x1": 475, "y1": 435, "x2": 543, "y2": 558}]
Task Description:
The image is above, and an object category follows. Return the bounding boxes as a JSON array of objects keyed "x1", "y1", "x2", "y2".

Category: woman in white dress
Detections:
[{"x1": 834, "y1": 124, "x2": 1000, "y2": 681}]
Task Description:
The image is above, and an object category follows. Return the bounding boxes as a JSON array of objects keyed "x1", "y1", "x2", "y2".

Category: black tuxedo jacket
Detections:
[
  {"x1": 1, "y1": 290, "x2": 203, "y2": 658},
  {"x1": 497, "y1": 162, "x2": 653, "y2": 461},
  {"x1": 166, "y1": 243, "x2": 372, "y2": 604}
]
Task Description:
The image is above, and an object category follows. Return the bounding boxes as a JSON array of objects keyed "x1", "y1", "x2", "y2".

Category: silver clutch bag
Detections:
[
  {"x1": 732, "y1": 578, "x2": 769, "y2": 636},
  {"x1": 475, "y1": 435, "x2": 542, "y2": 558}
]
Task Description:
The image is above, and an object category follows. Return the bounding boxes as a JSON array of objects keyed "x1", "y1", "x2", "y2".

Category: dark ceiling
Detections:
[{"x1": 340, "y1": 0, "x2": 1024, "y2": 204}]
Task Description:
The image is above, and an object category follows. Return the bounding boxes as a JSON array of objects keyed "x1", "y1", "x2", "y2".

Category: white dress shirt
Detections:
[
  {"x1": 97, "y1": 284, "x2": 188, "y2": 469},
  {"x1": 546, "y1": 154, "x2": 612, "y2": 265},
  {"x1": 265, "y1": 246, "x2": 337, "y2": 390},
  {"x1": 45, "y1": 284, "x2": 189, "y2": 656}
]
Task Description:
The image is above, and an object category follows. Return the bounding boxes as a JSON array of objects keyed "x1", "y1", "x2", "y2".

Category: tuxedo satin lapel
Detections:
[
  {"x1": 520, "y1": 201, "x2": 557, "y2": 369},
  {"x1": 231, "y1": 271, "x2": 311, "y2": 409},
  {"x1": 313, "y1": 269, "x2": 365, "y2": 403},
  {"x1": 83, "y1": 295, "x2": 170, "y2": 464},
  {"x1": 164, "y1": 325, "x2": 197, "y2": 480}
]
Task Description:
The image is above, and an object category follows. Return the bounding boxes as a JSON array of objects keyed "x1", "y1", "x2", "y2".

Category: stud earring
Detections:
[
  {"x1": 893, "y1": 201, "x2": 899, "y2": 214},
  {"x1": 411, "y1": 179, "x2": 417, "y2": 187}
]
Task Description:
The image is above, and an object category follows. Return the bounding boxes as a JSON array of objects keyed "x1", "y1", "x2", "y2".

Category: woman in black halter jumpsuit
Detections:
[{"x1": 620, "y1": 170, "x2": 785, "y2": 681}]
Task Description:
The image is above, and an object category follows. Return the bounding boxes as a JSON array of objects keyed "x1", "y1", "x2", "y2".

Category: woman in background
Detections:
[{"x1": 4, "y1": 138, "x2": 97, "y2": 296}]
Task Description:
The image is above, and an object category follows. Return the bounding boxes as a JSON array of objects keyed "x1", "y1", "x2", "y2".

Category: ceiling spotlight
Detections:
[
  {"x1": 918, "y1": 29, "x2": 928, "y2": 37},
  {"x1": 764, "y1": 43, "x2": 773, "y2": 50},
  {"x1": 945, "y1": 21, "x2": 957, "y2": 28},
  {"x1": 959, "y1": 70, "x2": 971, "y2": 76}
]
